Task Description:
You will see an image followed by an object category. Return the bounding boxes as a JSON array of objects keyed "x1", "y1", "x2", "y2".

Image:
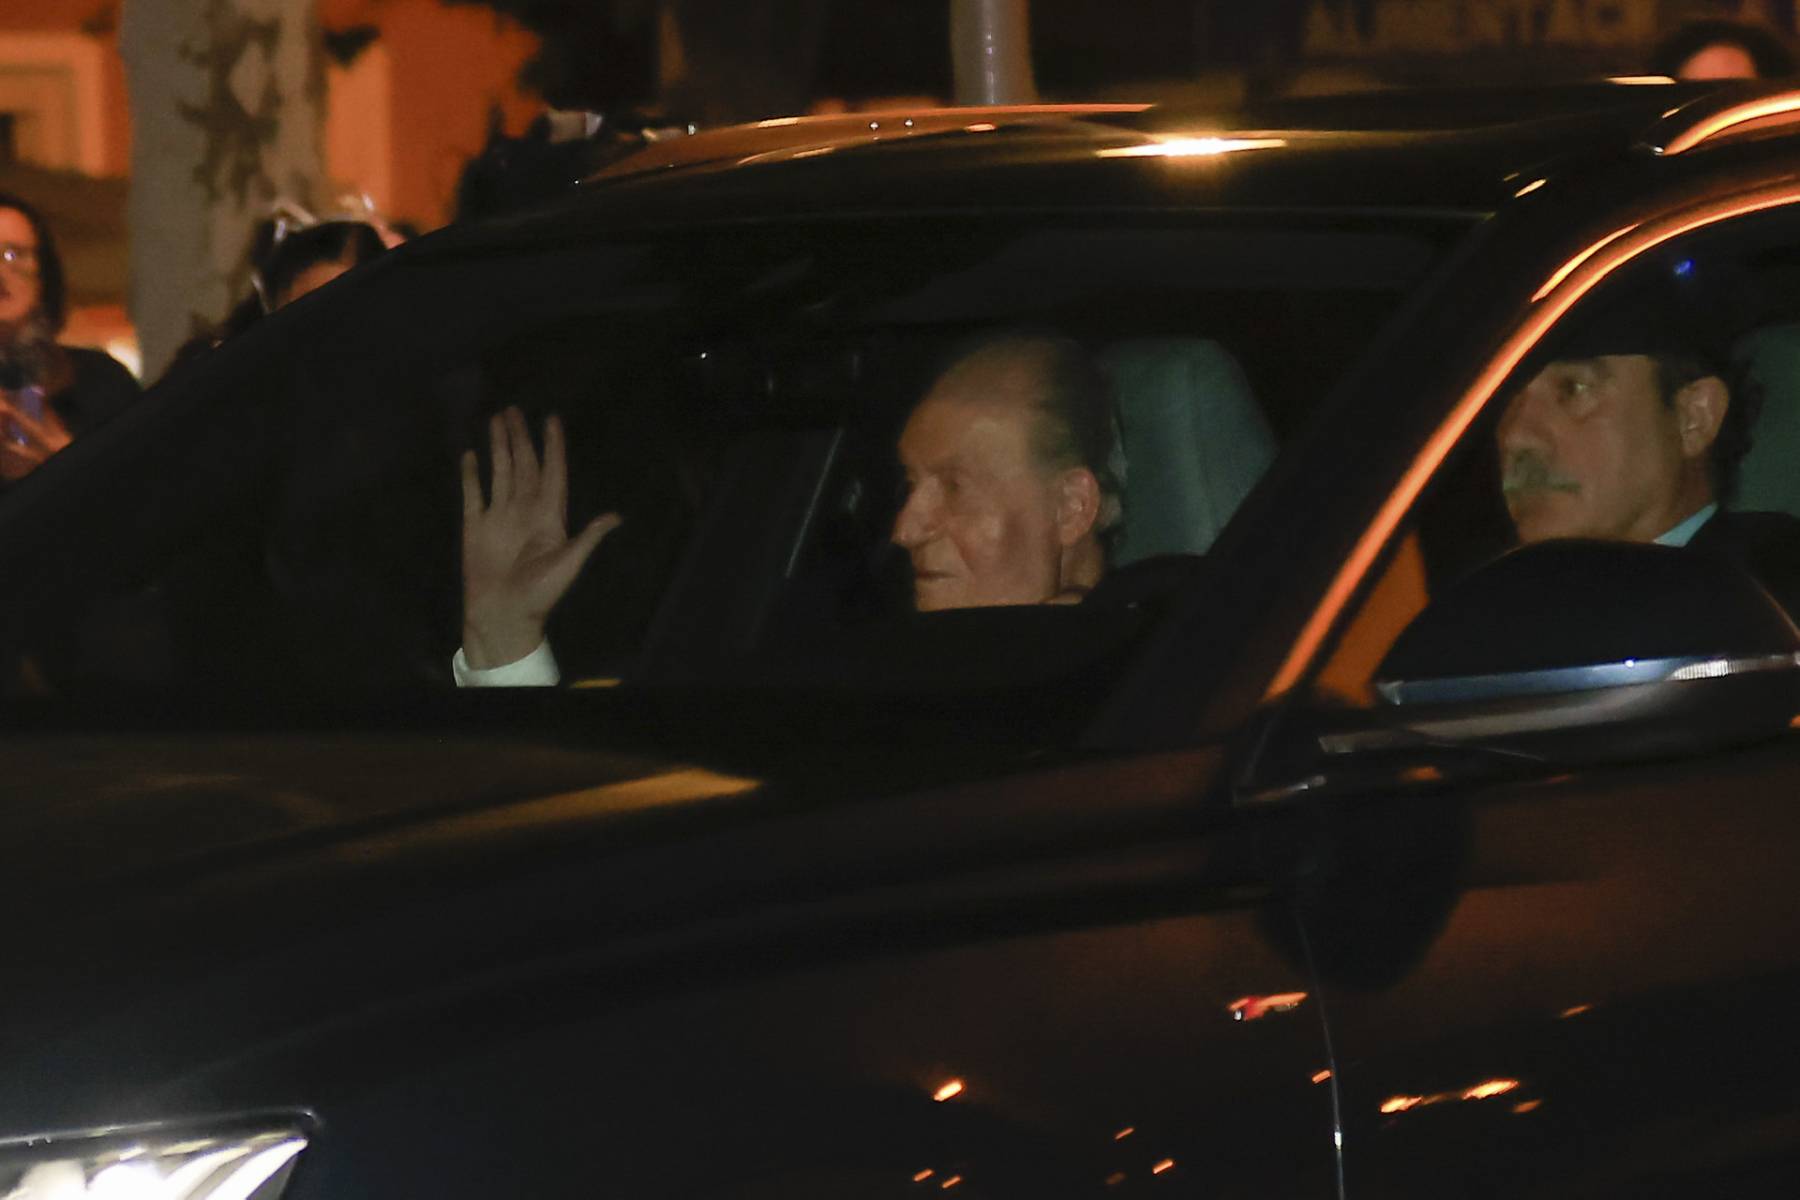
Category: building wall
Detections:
[
  {"x1": 0, "y1": 0, "x2": 542, "y2": 228},
  {"x1": 0, "y1": 0, "x2": 131, "y2": 176},
  {"x1": 0, "y1": 0, "x2": 543, "y2": 369},
  {"x1": 320, "y1": 0, "x2": 543, "y2": 228},
  {"x1": 1303, "y1": 0, "x2": 1791, "y2": 57}
]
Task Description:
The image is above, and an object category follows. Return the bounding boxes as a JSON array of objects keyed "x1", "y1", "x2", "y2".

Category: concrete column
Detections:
[
  {"x1": 121, "y1": 0, "x2": 324, "y2": 378},
  {"x1": 951, "y1": 0, "x2": 1039, "y2": 106}
]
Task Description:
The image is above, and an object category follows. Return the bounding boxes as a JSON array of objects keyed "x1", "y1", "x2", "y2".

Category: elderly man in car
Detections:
[
  {"x1": 1496, "y1": 280, "x2": 1800, "y2": 613},
  {"x1": 455, "y1": 333, "x2": 1123, "y2": 686}
]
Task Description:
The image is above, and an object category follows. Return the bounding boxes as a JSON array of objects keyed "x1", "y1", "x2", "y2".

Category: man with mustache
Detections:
[
  {"x1": 1495, "y1": 292, "x2": 1800, "y2": 615},
  {"x1": 455, "y1": 334, "x2": 1121, "y2": 685}
]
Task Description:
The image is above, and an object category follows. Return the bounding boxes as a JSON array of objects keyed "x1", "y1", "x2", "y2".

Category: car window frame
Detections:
[{"x1": 1223, "y1": 165, "x2": 1800, "y2": 805}]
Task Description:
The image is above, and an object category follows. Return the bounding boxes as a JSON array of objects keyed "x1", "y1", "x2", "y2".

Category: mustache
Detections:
[{"x1": 1500, "y1": 452, "x2": 1581, "y2": 497}]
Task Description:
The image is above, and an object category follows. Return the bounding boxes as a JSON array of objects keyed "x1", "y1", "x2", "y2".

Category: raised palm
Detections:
[{"x1": 460, "y1": 407, "x2": 619, "y2": 668}]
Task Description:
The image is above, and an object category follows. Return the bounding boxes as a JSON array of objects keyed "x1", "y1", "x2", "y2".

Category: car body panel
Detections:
[{"x1": 5, "y1": 82, "x2": 1800, "y2": 1197}]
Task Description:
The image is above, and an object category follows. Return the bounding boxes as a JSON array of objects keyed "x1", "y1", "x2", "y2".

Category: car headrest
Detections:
[
  {"x1": 1099, "y1": 337, "x2": 1274, "y2": 564},
  {"x1": 1732, "y1": 322, "x2": 1800, "y2": 520}
]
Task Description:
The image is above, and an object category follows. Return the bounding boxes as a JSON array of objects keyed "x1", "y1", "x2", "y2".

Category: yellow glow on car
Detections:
[
  {"x1": 1533, "y1": 224, "x2": 1639, "y2": 301},
  {"x1": 1659, "y1": 92, "x2": 1800, "y2": 155},
  {"x1": 933, "y1": 1079, "x2": 965, "y2": 1102},
  {"x1": 1463, "y1": 1078, "x2": 1520, "y2": 1101},
  {"x1": 1382, "y1": 1078, "x2": 1524, "y2": 1115},
  {"x1": 1228, "y1": 991, "x2": 1308, "y2": 1021}
]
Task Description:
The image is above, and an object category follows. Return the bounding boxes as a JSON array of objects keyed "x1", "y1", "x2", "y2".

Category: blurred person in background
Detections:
[
  {"x1": 0, "y1": 192, "x2": 140, "y2": 485},
  {"x1": 230, "y1": 196, "x2": 400, "y2": 328},
  {"x1": 453, "y1": 109, "x2": 673, "y2": 222},
  {"x1": 163, "y1": 205, "x2": 393, "y2": 381},
  {"x1": 1652, "y1": 18, "x2": 1796, "y2": 81}
]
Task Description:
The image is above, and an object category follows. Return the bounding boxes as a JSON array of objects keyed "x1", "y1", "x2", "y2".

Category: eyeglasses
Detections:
[{"x1": 0, "y1": 243, "x2": 39, "y2": 274}]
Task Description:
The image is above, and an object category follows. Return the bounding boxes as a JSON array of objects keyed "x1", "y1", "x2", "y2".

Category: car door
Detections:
[
  {"x1": 0, "y1": 215, "x2": 1374, "y2": 1199},
  {"x1": 156, "y1": 742, "x2": 1343, "y2": 1200},
  {"x1": 1244, "y1": 188, "x2": 1800, "y2": 1197}
]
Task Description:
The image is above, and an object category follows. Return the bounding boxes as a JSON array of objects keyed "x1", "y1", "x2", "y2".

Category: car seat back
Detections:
[
  {"x1": 1099, "y1": 337, "x2": 1275, "y2": 564},
  {"x1": 1732, "y1": 322, "x2": 1800, "y2": 519}
]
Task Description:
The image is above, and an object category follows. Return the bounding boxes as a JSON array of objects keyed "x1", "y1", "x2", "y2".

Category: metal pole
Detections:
[{"x1": 950, "y1": 0, "x2": 1039, "y2": 106}]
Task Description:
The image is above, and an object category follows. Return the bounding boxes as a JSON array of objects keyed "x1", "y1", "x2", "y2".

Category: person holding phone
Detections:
[{"x1": 0, "y1": 192, "x2": 140, "y2": 484}]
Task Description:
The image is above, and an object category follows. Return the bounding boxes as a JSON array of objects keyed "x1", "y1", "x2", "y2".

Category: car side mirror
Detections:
[{"x1": 1322, "y1": 540, "x2": 1800, "y2": 769}]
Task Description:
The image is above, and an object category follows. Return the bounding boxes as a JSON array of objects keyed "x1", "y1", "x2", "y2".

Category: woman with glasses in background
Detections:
[{"x1": 0, "y1": 192, "x2": 141, "y2": 484}]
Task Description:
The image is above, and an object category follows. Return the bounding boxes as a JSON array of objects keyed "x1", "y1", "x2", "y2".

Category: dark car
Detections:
[{"x1": 4, "y1": 80, "x2": 1800, "y2": 1198}]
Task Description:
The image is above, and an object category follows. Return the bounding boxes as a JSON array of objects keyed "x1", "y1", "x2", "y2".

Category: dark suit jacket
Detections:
[
  {"x1": 49, "y1": 346, "x2": 141, "y2": 436},
  {"x1": 1687, "y1": 508, "x2": 1800, "y2": 621}
]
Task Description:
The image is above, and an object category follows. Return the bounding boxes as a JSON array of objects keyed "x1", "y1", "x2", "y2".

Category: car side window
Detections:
[
  {"x1": 1310, "y1": 209, "x2": 1800, "y2": 707},
  {"x1": 0, "y1": 218, "x2": 1450, "y2": 719}
]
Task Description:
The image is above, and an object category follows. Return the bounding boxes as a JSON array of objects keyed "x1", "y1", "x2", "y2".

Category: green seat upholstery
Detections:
[
  {"x1": 1099, "y1": 337, "x2": 1275, "y2": 564},
  {"x1": 1733, "y1": 323, "x2": 1800, "y2": 519}
]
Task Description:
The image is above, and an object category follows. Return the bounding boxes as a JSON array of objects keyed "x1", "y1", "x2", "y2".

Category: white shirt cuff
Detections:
[{"x1": 452, "y1": 640, "x2": 560, "y2": 687}]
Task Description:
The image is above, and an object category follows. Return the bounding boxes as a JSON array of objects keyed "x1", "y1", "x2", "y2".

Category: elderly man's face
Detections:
[
  {"x1": 892, "y1": 384, "x2": 1069, "y2": 612},
  {"x1": 1496, "y1": 355, "x2": 1705, "y2": 544}
]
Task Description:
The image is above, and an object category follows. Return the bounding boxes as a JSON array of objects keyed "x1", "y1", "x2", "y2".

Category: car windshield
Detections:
[{"x1": 0, "y1": 211, "x2": 1468, "y2": 725}]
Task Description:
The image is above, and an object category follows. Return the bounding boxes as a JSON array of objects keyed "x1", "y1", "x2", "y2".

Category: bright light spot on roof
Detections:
[
  {"x1": 89, "y1": 1162, "x2": 162, "y2": 1198},
  {"x1": 1097, "y1": 136, "x2": 1288, "y2": 159},
  {"x1": 756, "y1": 116, "x2": 802, "y2": 128},
  {"x1": 933, "y1": 1079, "x2": 965, "y2": 1102},
  {"x1": 1151, "y1": 1159, "x2": 1175, "y2": 1175},
  {"x1": 939, "y1": 1175, "x2": 963, "y2": 1190},
  {"x1": 1609, "y1": 74, "x2": 1676, "y2": 85},
  {"x1": 913, "y1": 1169, "x2": 935, "y2": 1183},
  {"x1": 1113, "y1": 1127, "x2": 1135, "y2": 1140},
  {"x1": 1514, "y1": 177, "x2": 1547, "y2": 198},
  {"x1": 1311, "y1": 1069, "x2": 1333, "y2": 1084},
  {"x1": 965, "y1": 122, "x2": 998, "y2": 132}
]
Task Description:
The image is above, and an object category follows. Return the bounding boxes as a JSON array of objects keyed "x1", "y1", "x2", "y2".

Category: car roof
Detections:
[{"x1": 411, "y1": 80, "x2": 1800, "y2": 252}]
